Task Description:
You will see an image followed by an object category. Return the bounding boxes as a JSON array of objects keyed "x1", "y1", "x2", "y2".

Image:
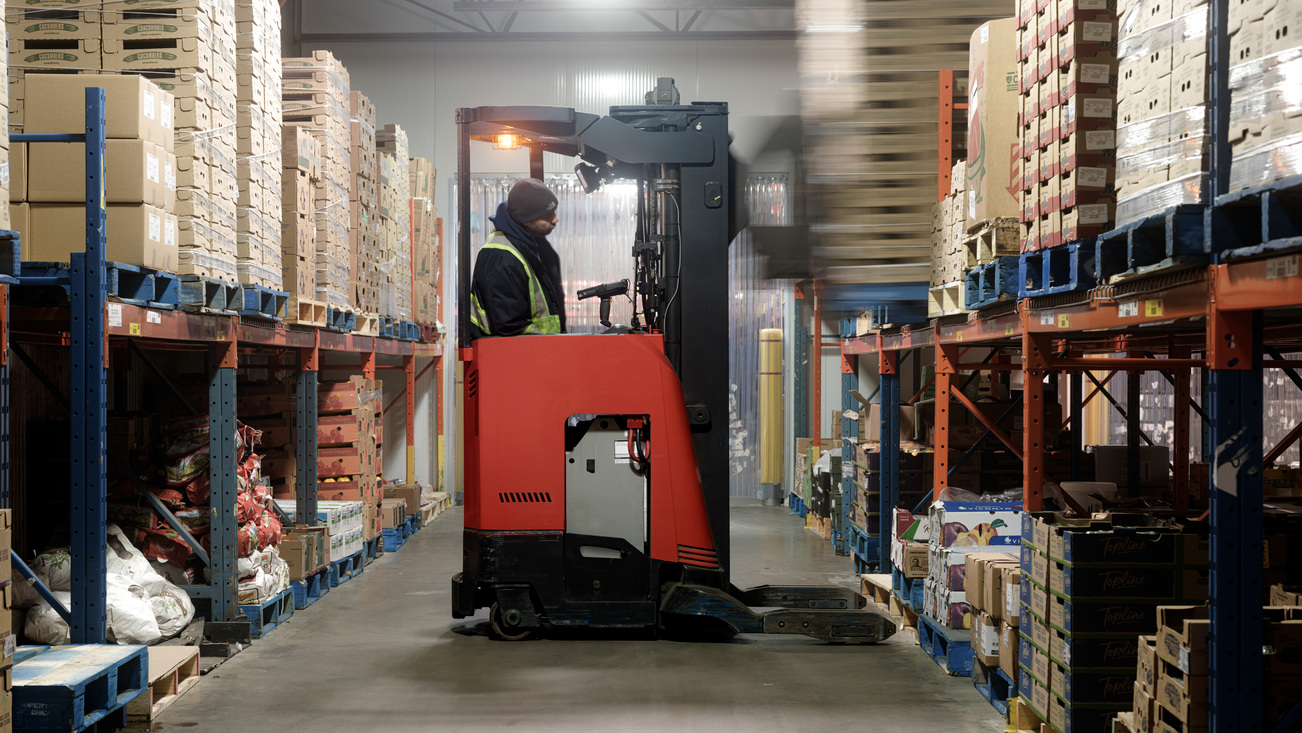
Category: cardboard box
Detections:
[
  {"x1": 10, "y1": 38, "x2": 100, "y2": 70},
  {"x1": 1003, "y1": 565, "x2": 1022, "y2": 627},
  {"x1": 1138, "y1": 634, "x2": 1159, "y2": 691},
  {"x1": 381, "y1": 498, "x2": 406, "y2": 529},
  {"x1": 966, "y1": 20, "x2": 1023, "y2": 229},
  {"x1": 318, "y1": 445, "x2": 375, "y2": 478},
  {"x1": 1156, "y1": 604, "x2": 1209, "y2": 675},
  {"x1": 902, "y1": 541, "x2": 929, "y2": 578},
  {"x1": 11, "y1": 145, "x2": 26, "y2": 205},
  {"x1": 317, "y1": 412, "x2": 365, "y2": 446},
  {"x1": 25, "y1": 73, "x2": 174, "y2": 149},
  {"x1": 29, "y1": 140, "x2": 175, "y2": 208},
  {"x1": 384, "y1": 484, "x2": 423, "y2": 516},
  {"x1": 27, "y1": 203, "x2": 177, "y2": 271},
  {"x1": 1271, "y1": 584, "x2": 1302, "y2": 606},
  {"x1": 929, "y1": 501, "x2": 1023, "y2": 551},
  {"x1": 984, "y1": 559, "x2": 1019, "y2": 621},
  {"x1": 279, "y1": 536, "x2": 311, "y2": 579}
]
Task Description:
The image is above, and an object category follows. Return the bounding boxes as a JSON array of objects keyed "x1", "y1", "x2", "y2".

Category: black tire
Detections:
[{"x1": 489, "y1": 602, "x2": 534, "y2": 641}]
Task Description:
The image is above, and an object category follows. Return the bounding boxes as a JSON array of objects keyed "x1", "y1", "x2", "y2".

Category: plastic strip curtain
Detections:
[{"x1": 457, "y1": 173, "x2": 793, "y2": 497}]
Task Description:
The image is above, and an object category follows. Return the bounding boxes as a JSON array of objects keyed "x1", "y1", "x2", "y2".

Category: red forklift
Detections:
[{"x1": 451, "y1": 80, "x2": 893, "y2": 643}]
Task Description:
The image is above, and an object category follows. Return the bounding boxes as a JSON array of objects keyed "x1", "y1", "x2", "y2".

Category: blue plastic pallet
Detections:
[
  {"x1": 179, "y1": 275, "x2": 242, "y2": 314},
  {"x1": 290, "y1": 566, "x2": 330, "y2": 609},
  {"x1": 395, "y1": 321, "x2": 421, "y2": 341},
  {"x1": 917, "y1": 614, "x2": 975, "y2": 677},
  {"x1": 891, "y1": 568, "x2": 924, "y2": 612},
  {"x1": 382, "y1": 523, "x2": 410, "y2": 552},
  {"x1": 238, "y1": 587, "x2": 295, "y2": 638},
  {"x1": 849, "y1": 524, "x2": 880, "y2": 562},
  {"x1": 14, "y1": 260, "x2": 180, "y2": 308},
  {"x1": 964, "y1": 256, "x2": 1020, "y2": 309},
  {"x1": 1096, "y1": 204, "x2": 1207, "y2": 281},
  {"x1": 378, "y1": 315, "x2": 397, "y2": 339},
  {"x1": 13, "y1": 644, "x2": 148, "y2": 732},
  {"x1": 404, "y1": 513, "x2": 421, "y2": 535},
  {"x1": 329, "y1": 550, "x2": 365, "y2": 586},
  {"x1": 364, "y1": 535, "x2": 384, "y2": 565},
  {"x1": 1208, "y1": 172, "x2": 1302, "y2": 260},
  {"x1": 239, "y1": 283, "x2": 290, "y2": 321},
  {"x1": 973, "y1": 659, "x2": 1018, "y2": 716},
  {"x1": 324, "y1": 305, "x2": 356, "y2": 333},
  {"x1": 788, "y1": 492, "x2": 808, "y2": 518},
  {"x1": 1019, "y1": 241, "x2": 1097, "y2": 298},
  {"x1": 0, "y1": 233, "x2": 20, "y2": 279}
]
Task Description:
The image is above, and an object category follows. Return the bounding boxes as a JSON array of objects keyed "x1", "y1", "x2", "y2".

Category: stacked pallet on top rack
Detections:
[
  {"x1": 1224, "y1": 0, "x2": 1302, "y2": 194},
  {"x1": 410, "y1": 157, "x2": 440, "y2": 326},
  {"x1": 234, "y1": 0, "x2": 283, "y2": 291},
  {"x1": 378, "y1": 123, "x2": 412, "y2": 320},
  {"x1": 797, "y1": 0, "x2": 1011, "y2": 285},
  {"x1": 283, "y1": 50, "x2": 351, "y2": 311},
  {"x1": 281, "y1": 125, "x2": 321, "y2": 316},
  {"x1": 17, "y1": 75, "x2": 178, "y2": 269},
  {"x1": 349, "y1": 90, "x2": 380, "y2": 314},
  {"x1": 929, "y1": 161, "x2": 969, "y2": 317}
]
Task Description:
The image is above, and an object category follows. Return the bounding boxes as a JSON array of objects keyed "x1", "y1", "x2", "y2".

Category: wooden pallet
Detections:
[
  {"x1": 805, "y1": 513, "x2": 832, "y2": 540},
  {"x1": 928, "y1": 281, "x2": 966, "y2": 318},
  {"x1": 288, "y1": 296, "x2": 328, "y2": 327},
  {"x1": 126, "y1": 646, "x2": 200, "y2": 722},
  {"x1": 963, "y1": 217, "x2": 1021, "y2": 265},
  {"x1": 354, "y1": 312, "x2": 380, "y2": 336},
  {"x1": 860, "y1": 573, "x2": 893, "y2": 607},
  {"x1": 422, "y1": 491, "x2": 453, "y2": 526}
]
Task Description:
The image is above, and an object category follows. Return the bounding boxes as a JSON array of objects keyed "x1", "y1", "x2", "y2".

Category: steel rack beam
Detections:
[
  {"x1": 937, "y1": 311, "x2": 1022, "y2": 345},
  {"x1": 1023, "y1": 277, "x2": 1209, "y2": 334}
]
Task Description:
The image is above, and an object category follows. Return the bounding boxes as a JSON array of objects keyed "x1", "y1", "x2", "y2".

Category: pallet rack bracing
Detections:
[{"x1": 8, "y1": 88, "x2": 444, "y2": 645}]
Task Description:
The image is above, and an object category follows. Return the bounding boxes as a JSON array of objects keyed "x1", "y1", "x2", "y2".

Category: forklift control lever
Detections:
[{"x1": 577, "y1": 279, "x2": 630, "y2": 327}]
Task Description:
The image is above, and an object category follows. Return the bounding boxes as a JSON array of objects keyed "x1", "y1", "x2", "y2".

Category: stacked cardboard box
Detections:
[
  {"x1": 281, "y1": 125, "x2": 319, "y2": 304},
  {"x1": 929, "y1": 161, "x2": 969, "y2": 317},
  {"x1": 966, "y1": 19, "x2": 1023, "y2": 233},
  {"x1": 1018, "y1": 513, "x2": 1209, "y2": 732},
  {"x1": 1017, "y1": 0, "x2": 1120, "y2": 250},
  {"x1": 923, "y1": 501, "x2": 1022, "y2": 629},
  {"x1": 280, "y1": 525, "x2": 327, "y2": 580},
  {"x1": 275, "y1": 499, "x2": 363, "y2": 562},
  {"x1": 347, "y1": 90, "x2": 379, "y2": 313},
  {"x1": 409, "y1": 157, "x2": 439, "y2": 326},
  {"x1": 283, "y1": 51, "x2": 352, "y2": 309},
  {"x1": 1225, "y1": 0, "x2": 1302, "y2": 192},
  {"x1": 890, "y1": 508, "x2": 931, "y2": 579},
  {"x1": 19, "y1": 75, "x2": 178, "y2": 270},
  {"x1": 796, "y1": 0, "x2": 1010, "y2": 284},
  {"x1": 7, "y1": 0, "x2": 100, "y2": 136},
  {"x1": 966, "y1": 552, "x2": 1022, "y2": 687},
  {"x1": 234, "y1": 0, "x2": 282, "y2": 290},
  {"x1": 855, "y1": 446, "x2": 933, "y2": 537},
  {"x1": 317, "y1": 377, "x2": 384, "y2": 542},
  {"x1": 378, "y1": 123, "x2": 412, "y2": 319},
  {"x1": 1113, "y1": 0, "x2": 1208, "y2": 227}
]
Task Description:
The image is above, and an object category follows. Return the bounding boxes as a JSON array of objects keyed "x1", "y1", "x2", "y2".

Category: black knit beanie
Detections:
[{"x1": 507, "y1": 178, "x2": 558, "y2": 223}]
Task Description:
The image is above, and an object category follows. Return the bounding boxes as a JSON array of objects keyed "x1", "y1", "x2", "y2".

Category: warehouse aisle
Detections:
[{"x1": 145, "y1": 501, "x2": 1003, "y2": 732}]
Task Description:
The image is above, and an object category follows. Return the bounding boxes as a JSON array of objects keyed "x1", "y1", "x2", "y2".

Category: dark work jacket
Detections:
[{"x1": 469, "y1": 202, "x2": 567, "y2": 339}]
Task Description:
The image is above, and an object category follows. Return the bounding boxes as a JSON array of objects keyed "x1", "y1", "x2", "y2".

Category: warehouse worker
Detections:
[{"x1": 469, "y1": 178, "x2": 566, "y2": 338}]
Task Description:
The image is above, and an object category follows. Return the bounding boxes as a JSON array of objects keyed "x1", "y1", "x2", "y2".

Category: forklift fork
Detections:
[{"x1": 660, "y1": 583, "x2": 895, "y2": 644}]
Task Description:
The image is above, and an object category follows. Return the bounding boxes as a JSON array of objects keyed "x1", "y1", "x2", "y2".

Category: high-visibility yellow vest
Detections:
[{"x1": 470, "y1": 231, "x2": 562, "y2": 336}]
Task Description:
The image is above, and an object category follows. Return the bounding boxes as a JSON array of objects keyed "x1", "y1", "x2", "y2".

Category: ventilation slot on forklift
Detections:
[
  {"x1": 498, "y1": 492, "x2": 552, "y2": 503},
  {"x1": 677, "y1": 544, "x2": 719, "y2": 568}
]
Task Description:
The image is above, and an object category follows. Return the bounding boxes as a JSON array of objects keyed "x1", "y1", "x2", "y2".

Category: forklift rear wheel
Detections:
[{"x1": 490, "y1": 602, "x2": 535, "y2": 641}]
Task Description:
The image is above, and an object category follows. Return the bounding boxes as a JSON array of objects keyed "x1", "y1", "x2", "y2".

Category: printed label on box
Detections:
[
  {"x1": 1086, "y1": 130, "x2": 1116, "y2": 150},
  {"x1": 1081, "y1": 63, "x2": 1111, "y2": 84},
  {"x1": 149, "y1": 213, "x2": 161, "y2": 242},
  {"x1": 1079, "y1": 204, "x2": 1110, "y2": 224},
  {"x1": 1080, "y1": 0, "x2": 1108, "y2": 9},
  {"x1": 1079, "y1": 166, "x2": 1109, "y2": 187},
  {"x1": 166, "y1": 162, "x2": 176, "y2": 190},
  {"x1": 165, "y1": 219, "x2": 176, "y2": 247},
  {"x1": 147, "y1": 153, "x2": 160, "y2": 183},
  {"x1": 1083, "y1": 22, "x2": 1113, "y2": 41},
  {"x1": 0, "y1": 163, "x2": 8, "y2": 186},
  {"x1": 982, "y1": 623, "x2": 1000, "y2": 656},
  {"x1": 1084, "y1": 98, "x2": 1113, "y2": 117},
  {"x1": 162, "y1": 101, "x2": 172, "y2": 129},
  {"x1": 144, "y1": 90, "x2": 155, "y2": 120},
  {"x1": 981, "y1": 25, "x2": 990, "y2": 43}
]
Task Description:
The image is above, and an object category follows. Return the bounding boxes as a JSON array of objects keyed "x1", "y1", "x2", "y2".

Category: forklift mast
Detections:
[{"x1": 455, "y1": 87, "x2": 733, "y2": 579}]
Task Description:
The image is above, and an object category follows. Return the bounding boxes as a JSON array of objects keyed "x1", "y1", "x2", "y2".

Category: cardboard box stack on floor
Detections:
[
  {"x1": 1017, "y1": 0, "x2": 1120, "y2": 250},
  {"x1": 317, "y1": 377, "x2": 384, "y2": 541},
  {"x1": 19, "y1": 75, "x2": 178, "y2": 270},
  {"x1": 1225, "y1": 0, "x2": 1302, "y2": 192},
  {"x1": 234, "y1": 0, "x2": 283, "y2": 290},
  {"x1": 378, "y1": 123, "x2": 412, "y2": 320},
  {"x1": 281, "y1": 125, "x2": 319, "y2": 303},
  {"x1": 965, "y1": 552, "x2": 1022, "y2": 685},
  {"x1": 1018, "y1": 513, "x2": 1209, "y2": 732},
  {"x1": 409, "y1": 157, "x2": 440, "y2": 326},
  {"x1": 348, "y1": 90, "x2": 379, "y2": 313},
  {"x1": 1113, "y1": 0, "x2": 1208, "y2": 227},
  {"x1": 276, "y1": 500, "x2": 363, "y2": 562},
  {"x1": 929, "y1": 161, "x2": 968, "y2": 317},
  {"x1": 283, "y1": 51, "x2": 351, "y2": 309},
  {"x1": 924, "y1": 501, "x2": 1022, "y2": 630}
]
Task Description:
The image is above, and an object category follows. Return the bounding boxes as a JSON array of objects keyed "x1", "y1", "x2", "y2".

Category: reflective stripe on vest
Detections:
[{"x1": 470, "y1": 232, "x2": 562, "y2": 336}]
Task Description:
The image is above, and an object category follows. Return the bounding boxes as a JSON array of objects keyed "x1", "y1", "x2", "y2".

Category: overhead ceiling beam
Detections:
[
  {"x1": 453, "y1": 0, "x2": 792, "y2": 10},
  {"x1": 300, "y1": 29, "x2": 796, "y2": 41}
]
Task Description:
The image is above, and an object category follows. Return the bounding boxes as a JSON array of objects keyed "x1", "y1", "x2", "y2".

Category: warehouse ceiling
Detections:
[{"x1": 290, "y1": 0, "x2": 796, "y2": 42}]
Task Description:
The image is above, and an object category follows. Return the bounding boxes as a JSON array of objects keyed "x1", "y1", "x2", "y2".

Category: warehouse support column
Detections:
[
  {"x1": 405, "y1": 354, "x2": 416, "y2": 483},
  {"x1": 1207, "y1": 284, "x2": 1263, "y2": 732},
  {"x1": 209, "y1": 338, "x2": 240, "y2": 622},
  {"x1": 1127, "y1": 371, "x2": 1142, "y2": 497},
  {"x1": 1021, "y1": 304, "x2": 1046, "y2": 512},
  {"x1": 759, "y1": 328, "x2": 783, "y2": 506},
  {"x1": 1170, "y1": 342, "x2": 1192, "y2": 513},
  {"x1": 295, "y1": 334, "x2": 320, "y2": 527},
  {"x1": 1069, "y1": 372, "x2": 1083, "y2": 480},
  {"x1": 0, "y1": 285, "x2": 8, "y2": 510},
  {"x1": 836, "y1": 320, "x2": 855, "y2": 556},
  {"x1": 933, "y1": 343, "x2": 955, "y2": 503},
  {"x1": 70, "y1": 87, "x2": 107, "y2": 644},
  {"x1": 877, "y1": 344, "x2": 898, "y2": 573}
]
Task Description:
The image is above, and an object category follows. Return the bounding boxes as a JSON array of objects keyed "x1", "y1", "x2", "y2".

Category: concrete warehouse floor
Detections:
[{"x1": 143, "y1": 500, "x2": 1005, "y2": 732}]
